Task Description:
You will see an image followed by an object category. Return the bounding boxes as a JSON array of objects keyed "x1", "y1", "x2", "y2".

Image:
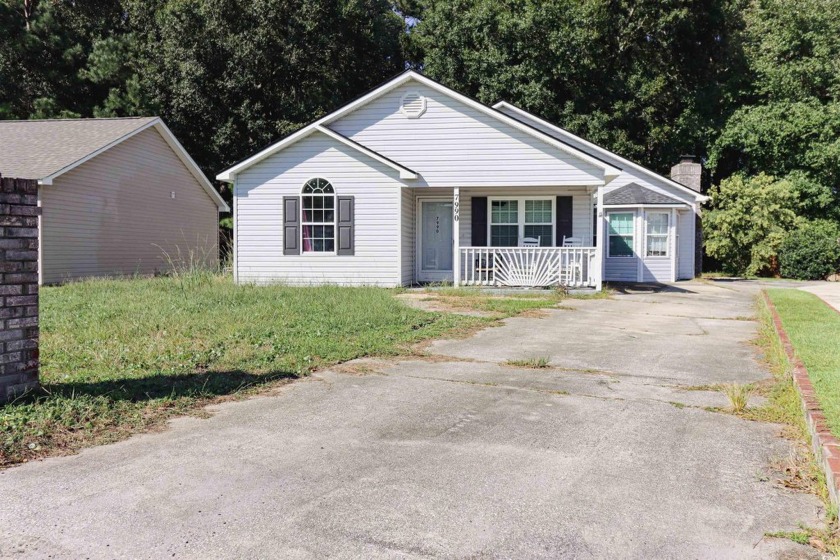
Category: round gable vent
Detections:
[{"x1": 400, "y1": 92, "x2": 427, "y2": 118}]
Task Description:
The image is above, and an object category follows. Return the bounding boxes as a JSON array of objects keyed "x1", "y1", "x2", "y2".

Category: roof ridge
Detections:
[{"x1": 0, "y1": 116, "x2": 158, "y2": 123}]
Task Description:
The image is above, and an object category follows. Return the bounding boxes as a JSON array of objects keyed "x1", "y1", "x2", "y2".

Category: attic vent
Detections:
[{"x1": 400, "y1": 92, "x2": 427, "y2": 118}]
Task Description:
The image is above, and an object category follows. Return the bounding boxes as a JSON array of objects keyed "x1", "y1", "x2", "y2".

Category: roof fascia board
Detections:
[
  {"x1": 38, "y1": 118, "x2": 229, "y2": 212},
  {"x1": 38, "y1": 119, "x2": 159, "y2": 186},
  {"x1": 603, "y1": 204, "x2": 688, "y2": 209},
  {"x1": 217, "y1": 73, "x2": 417, "y2": 182},
  {"x1": 494, "y1": 101, "x2": 709, "y2": 202},
  {"x1": 394, "y1": 73, "x2": 621, "y2": 183},
  {"x1": 217, "y1": 71, "x2": 620, "y2": 184},
  {"x1": 152, "y1": 121, "x2": 229, "y2": 212},
  {"x1": 314, "y1": 125, "x2": 417, "y2": 179}
]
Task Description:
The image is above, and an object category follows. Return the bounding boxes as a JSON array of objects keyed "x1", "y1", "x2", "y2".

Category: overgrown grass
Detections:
[
  {"x1": 1, "y1": 276, "x2": 490, "y2": 466},
  {"x1": 767, "y1": 289, "x2": 840, "y2": 438},
  {"x1": 756, "y1": 290, "x2": 840, "y2": 554}
]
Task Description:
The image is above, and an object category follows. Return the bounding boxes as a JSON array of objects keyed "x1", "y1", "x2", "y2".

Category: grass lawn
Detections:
[
  {"x1": 1, "y1": 275, "x2": 568, "y2": 466},
  {"x1": 767, "y1": 289, "x2": 840, "y2": 438}
]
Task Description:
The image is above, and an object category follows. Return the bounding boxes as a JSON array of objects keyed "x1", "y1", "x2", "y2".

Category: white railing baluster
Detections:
[{"x1": 457, "y1": 246, "x2": 596, "y2": 288}]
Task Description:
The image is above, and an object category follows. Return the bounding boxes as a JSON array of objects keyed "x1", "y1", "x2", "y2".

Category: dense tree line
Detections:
[{"x1": 2, "y1": 0, "x2": 838, "y2": 276}]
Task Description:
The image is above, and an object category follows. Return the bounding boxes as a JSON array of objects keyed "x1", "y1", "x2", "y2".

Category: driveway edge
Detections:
[{"x1": 763, "y1": 290, "x2": 840, "y2": 506}]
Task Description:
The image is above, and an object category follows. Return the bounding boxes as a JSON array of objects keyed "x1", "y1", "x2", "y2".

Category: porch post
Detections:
[
  {"x1": 453, "y1": 187, "x2": 461, "y2": 285},
  {"x1": 593, "y1": 186, "x2": 605, "y2": 291}
]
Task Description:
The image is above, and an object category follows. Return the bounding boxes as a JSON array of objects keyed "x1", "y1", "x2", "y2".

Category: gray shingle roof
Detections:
[
  {"x1": 0, "y1": 117, "x2": 158, "y2": 180},
  {"x1": 603, "y1": 182, "x2": 684, "y2": 206}
]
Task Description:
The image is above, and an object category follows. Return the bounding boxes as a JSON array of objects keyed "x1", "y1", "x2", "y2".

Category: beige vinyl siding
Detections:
[
  {"x1": 400, "y1": 188, "x2": 416, "y2": 285},
  {"x1": 330, "y1": 83, "x2": 604, "y2": 188},
  {"x1": 235, "y1": 131, "x2": 403, "y2": 286},
  {"x1": 40, "y1": 127, "x2": 219, "y2": 284}
]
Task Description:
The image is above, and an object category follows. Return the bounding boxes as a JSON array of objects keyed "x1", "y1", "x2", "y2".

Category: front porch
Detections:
[
  {"x1": 459, "y1": 246, "x2": 597, "y2": 288},
  {"x1": 411, "y1": 186, "x2": 603, "y2": 289}
]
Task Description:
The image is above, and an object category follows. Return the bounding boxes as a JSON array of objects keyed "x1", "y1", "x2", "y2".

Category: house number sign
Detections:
[{"x1": 453, "y1": 192, "x2": 460, "y2": 222}]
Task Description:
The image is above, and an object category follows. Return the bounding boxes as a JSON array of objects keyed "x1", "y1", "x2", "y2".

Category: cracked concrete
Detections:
[{"x1": 0, "y1": 280, "x2": 826, "y2": 559}]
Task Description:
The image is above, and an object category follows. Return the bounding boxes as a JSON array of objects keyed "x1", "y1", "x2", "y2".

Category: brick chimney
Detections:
[{"x1": 670, "y1": 155, "x2": 703, "y2": 193}]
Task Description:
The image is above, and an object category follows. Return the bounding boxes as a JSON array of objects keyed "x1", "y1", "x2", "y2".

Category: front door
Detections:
[{"x1": 418, "y1": 199, "x2": 453, "y2": 282}]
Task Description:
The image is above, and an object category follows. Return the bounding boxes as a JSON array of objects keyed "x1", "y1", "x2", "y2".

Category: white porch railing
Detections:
[{"x1": 459, "y1": 247, "x2": 597, "y2": 288}]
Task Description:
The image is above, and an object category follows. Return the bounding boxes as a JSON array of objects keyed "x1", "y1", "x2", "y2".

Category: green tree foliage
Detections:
[
  {"x1": 779, "y1": 220, "x2": 840, "y2": 280},
  {"x1": 705, "y1": 0, "x2": 840, "y2": 275},
  {"x1": 1, "y1": 0, "x2": 405, "y2": 177},
  {"x1": 409, "y1": 0, "x2": 747, "y2": 172},
  {"x1": 704, "y1": 174, "x2": 798, "y2": 276}
]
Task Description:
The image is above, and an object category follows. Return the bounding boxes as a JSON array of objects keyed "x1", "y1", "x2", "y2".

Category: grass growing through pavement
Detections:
[
  {"x1": 504, "y1": 357, "x2": 552, "y2": 369},
  {"x1": 1, "y1": 276, "x2": 493, "y2": 466}
]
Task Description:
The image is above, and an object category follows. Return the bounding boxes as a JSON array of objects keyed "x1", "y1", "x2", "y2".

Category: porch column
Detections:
[
  {"x1": 593, "y1": 186, "x2": 605, "y2": 291},
  {"x1": 453, "y1": 187, "x2": 460, "y2": 285}
]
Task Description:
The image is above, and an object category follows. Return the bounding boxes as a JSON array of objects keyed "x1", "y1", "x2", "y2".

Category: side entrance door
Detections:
[{"x1": 417, "y1": 199, "x2": 453, "y2": 282}]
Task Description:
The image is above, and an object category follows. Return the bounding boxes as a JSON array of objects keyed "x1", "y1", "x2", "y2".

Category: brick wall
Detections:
[{"x1": 0, "y1": 175, "x2": 39, "y2": 402}]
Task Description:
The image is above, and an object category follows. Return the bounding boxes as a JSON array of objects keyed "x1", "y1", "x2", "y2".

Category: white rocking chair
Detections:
[
  {"x1": 521, "y1": 237, "x2": 541, "y2": 247},
  {"x1": 561, "y1": 236, "x2": 583, "y2": 285}
]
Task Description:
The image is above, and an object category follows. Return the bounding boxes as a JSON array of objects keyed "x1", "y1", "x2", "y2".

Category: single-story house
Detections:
[
  {"x1": 0, "y1": 117, "x2": 229, "y2": 285},
  {"x1": 217, "y1": 71, "x2": 707, "y2": 289}
]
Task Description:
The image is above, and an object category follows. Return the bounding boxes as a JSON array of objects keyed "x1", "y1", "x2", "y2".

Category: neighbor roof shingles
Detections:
[
  {"x1": 603, "y1": 182, "x2": 684, "y2": 205},
  {"x1": 0, "y1": 117, "x2": 158, "y2": 180}
]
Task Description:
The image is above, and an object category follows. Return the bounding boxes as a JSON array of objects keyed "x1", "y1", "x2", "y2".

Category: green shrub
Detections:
[{"x1": 779, "y1": 220, "x2": 840, "y2": 280}]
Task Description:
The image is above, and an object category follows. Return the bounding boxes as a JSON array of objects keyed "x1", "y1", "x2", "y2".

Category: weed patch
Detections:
[
  {"x1": 505, "y1": 357, "x2": 551, "y2": 369},
  {"x1": 1, "y1": 276, "x2": 489, "y2": 466}
]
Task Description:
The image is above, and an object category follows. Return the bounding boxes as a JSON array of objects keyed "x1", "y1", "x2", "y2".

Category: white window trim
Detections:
[
  {"x1": 644, "y1": 211, "x2": 670, "y2": 259},
  {"x1": 607, "y1": 211, "x2": 635, "y2": 258},
  {"x1": 301, "y1": 177, "x2": 337, "y2": 256},
  {"x1": 487, "y1": 196, "x2": 556, "y2": 247}
]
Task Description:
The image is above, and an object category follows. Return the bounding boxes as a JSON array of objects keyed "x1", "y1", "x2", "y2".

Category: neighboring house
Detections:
[
  {"x1": 0, "y1": 117, "x2": 229, "y2": 285},
  {"x1": 218, "y1": 71, "x2": 706, "y2": 289}
]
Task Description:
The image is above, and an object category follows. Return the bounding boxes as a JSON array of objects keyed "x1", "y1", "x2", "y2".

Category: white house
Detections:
[{"x1": 217, "y1": 71, "x2": 707, "y2": 289}]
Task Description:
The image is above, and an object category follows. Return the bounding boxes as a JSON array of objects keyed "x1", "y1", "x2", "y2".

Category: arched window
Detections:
[{"x1": 301, "y1": 178, "x2": 335, "y2": 252}]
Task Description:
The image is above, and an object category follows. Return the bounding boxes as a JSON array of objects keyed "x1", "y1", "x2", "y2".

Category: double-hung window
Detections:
[
  {"x1": 645, "y1": 212, "x2": 669, "y2": 257},
  {"x1": 607, "y1": 212, "x2": 634, "y2": 257},
  {"x1": 489, "y1": 198, "x2": 554, "y2": 247},
  {"x1": 301, "y1": 178, "x2": 335, "y2": 253}
]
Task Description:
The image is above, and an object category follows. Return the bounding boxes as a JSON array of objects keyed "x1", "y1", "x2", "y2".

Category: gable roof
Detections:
[
  {"x1": 216, "y1": 71, "x2": 622, "y2": 183},
  {"x1": 603, "y1": 183, "x2": 687, "y2": 206},
  {"x1": 492, "y1": 101, "x2": 708, "y2": 203},
  {"x1": 0, "y1": 117, "x2": 229, "y2": 211}
]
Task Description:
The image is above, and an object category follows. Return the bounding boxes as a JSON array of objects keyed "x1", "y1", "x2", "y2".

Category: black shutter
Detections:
[
  {"x1": 592, "y1": 206, "x2": 598, "y2": 246},
  {"x1": 283, "y1": 196, "x2": 300, "y2": 255},
  {"x1": 337, "y1": 196, "x2": 354, "y2": 255},
  {"x1": 471, "y1": 196, "x2": 488, "y2": 246},
  {"x1": 555, "y1": 196, "x2": 573, "y2": 246}
]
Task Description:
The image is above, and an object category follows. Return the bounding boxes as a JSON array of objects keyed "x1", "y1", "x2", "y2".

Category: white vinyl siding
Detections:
[
  {"x1": 400, "y1": 188, "x2": 416, "y2": 285},
  {"x1": 677, "y1": 208, "x2": 698, "y2": 280},
  {"x1": 641, "y1": 210, "x2": 675, "y2": 282},
  {"x1": 456, "y1": 188, "x2": 592, "y2": 247},
  {"x1": 40, "y1": 127, "x2": 219, "y2": 284},
  {"x1": 604, "y1": 209, "x2": 641, "y2": 282},
  {"x1": 235, "y1": 131, "x2": 402, "y2": 286},
  {"x1": 330, "y1": 83, "x2": 604, "y2": 188},
  {"x1": 495, "y1": 104, "x2": 701, "y2": 203}
]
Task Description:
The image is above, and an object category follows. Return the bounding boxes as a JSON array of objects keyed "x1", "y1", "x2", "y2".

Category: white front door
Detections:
[{"x1": 417, "y1": 199, "x2": 454, "y2": 282}]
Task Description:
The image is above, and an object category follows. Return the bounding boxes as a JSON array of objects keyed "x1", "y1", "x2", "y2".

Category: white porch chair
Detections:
[
  {"x1": 521, "y1": 237, "x2": 541, "y2": 247},
  {"x1": 560, "y1": 236, "x2": 583, "y2": 285}
]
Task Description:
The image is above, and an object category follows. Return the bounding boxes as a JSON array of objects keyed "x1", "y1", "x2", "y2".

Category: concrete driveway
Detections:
[{"x1": 0, "y1": 281, "x2": 824, "y2": 559}]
